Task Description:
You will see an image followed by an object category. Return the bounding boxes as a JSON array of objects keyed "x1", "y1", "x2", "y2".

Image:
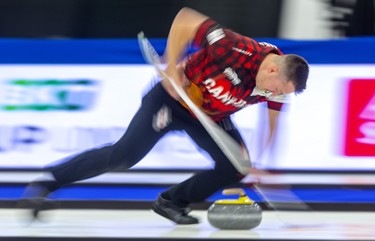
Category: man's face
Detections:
[{"x1": 257, "y1": 69, "x2": 295, "y2": 96}]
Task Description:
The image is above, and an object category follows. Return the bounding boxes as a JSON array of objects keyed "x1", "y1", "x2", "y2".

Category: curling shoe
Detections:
[
  {"x1": 17, "y1": 182, "x2": 59, "y2": 222},
  {"x1": 152, "y1": 195, "x2": 199, "y2": 224}
]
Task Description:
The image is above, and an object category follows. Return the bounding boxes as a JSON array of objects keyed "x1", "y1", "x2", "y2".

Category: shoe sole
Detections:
[
  {"x1": 151, "y1": 203, "x2": 199, "y2": 225},
  {"x1": 17, "y1": 198, "x2": 60, "y2": 221}
]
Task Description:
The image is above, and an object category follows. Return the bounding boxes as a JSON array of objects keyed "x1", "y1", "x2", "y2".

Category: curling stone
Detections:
[{"x1": 207, "y1": 188, "x2": 262, "y2": 230}]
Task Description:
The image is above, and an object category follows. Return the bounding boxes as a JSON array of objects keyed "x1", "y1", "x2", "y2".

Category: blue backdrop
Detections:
[{"x1": 0, "y1": 37, "x2": 374, "y2": 64}]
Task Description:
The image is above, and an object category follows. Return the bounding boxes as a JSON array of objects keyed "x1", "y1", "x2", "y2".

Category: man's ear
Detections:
[{"x1": 268, "y1": 66, "x2": 279, "y2": 74}]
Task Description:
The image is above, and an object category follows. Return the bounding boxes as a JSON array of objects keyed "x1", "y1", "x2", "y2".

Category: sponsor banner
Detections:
[
  {"x1": 0, "y1": 64, "x2": 258, "y2": 169},
  {"x1": 0, "y1": 79, "x2": 98, "y2": 111},
  {"x1": 0, "y1": 64, "x2": 374, "y2": 171},
  {"x1": 344, "y1": 79, "x2": 375, "y2": 156}
]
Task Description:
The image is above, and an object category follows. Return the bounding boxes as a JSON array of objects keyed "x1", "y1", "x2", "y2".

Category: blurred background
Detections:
[
  {"x1": 0, "y1": 0, "x2": 374, "y2": 212},
  {"x1": 0, "y1": 0, "x2": 373, "y2": 39}
]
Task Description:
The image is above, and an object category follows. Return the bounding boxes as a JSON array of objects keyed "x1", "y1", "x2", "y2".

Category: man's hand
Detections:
[
  {"x1": 245, "y1": 166, "x2": 285, "y2": 189},
  {"x1": 161, "y1": 62, "x2": 189, "y2": 100},
  {"x1": 248, "y1": 167, "x2": 268, "y2": 181}
]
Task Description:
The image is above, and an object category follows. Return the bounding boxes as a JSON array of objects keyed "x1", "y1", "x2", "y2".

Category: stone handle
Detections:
[{"x1": 222, "y1": 188, "x2": 246, "y2": 196}]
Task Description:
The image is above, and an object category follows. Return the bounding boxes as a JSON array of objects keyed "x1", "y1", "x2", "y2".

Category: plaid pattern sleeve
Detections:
[
  {"x1": 267, "y1": 101, "x2": 284, "y2": 111},
  {"x1": 193, "y1": 19, "x2": 219, "y2": 48}
]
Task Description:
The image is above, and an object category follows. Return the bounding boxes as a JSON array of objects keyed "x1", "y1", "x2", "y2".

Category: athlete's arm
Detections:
[
  {"x1": 254, "y1": 108, "x2": 280, "y2": 167},
  {"x1": 267, "y1": 108, "x2": 280, "y2": 145},
  {"x1": 162, "y1": 7, "x2": 209, "y2": 99}
]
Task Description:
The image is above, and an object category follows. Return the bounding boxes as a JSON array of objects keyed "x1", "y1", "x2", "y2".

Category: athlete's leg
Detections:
[
  {"x1": 19, "y1": 83, "x2": 176, "y2": 219},
  {"x1": 162, "y1": 117, "x2": 246, "y2": 207},
  {"x1": 47, "y1": 83, "x2": 173, "y2": 189}
]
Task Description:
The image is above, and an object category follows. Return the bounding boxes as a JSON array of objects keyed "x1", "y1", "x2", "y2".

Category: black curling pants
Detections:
[{"x1": 46, "y1": 83, "x2": 246, "y2": 207}]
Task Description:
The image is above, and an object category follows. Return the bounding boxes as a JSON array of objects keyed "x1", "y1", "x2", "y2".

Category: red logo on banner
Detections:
[{"x1": 344, "y1": 79, "x2": 375, "y2": 156}]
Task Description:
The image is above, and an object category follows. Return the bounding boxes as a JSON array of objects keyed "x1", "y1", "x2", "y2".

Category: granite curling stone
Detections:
[{"x1": 207, "y1": 188, "x2": 262, "y2": 230}]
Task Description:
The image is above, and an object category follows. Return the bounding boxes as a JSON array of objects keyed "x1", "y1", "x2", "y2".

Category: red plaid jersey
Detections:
[{"x1": 182, "y1": 19, "x2": 286, "y2": 121}]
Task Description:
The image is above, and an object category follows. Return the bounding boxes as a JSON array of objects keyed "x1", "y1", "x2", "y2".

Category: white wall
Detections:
[{"x1": 279, "y1": 0, "x2": 339, "y2": 39}]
